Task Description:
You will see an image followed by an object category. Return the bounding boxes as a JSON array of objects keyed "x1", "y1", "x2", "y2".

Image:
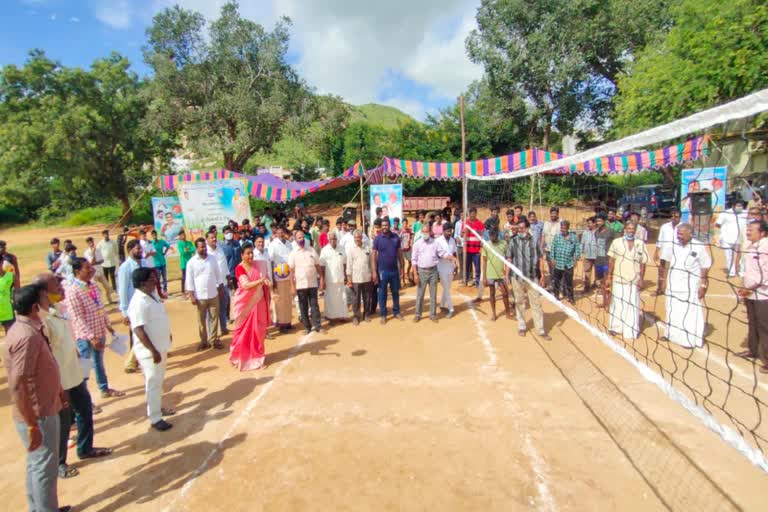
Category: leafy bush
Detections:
[
  {"x1": 62, "y1": 206, "x2": 124, "y2": 226},
  {"x1": 0, "y1": 207, "x2": 27, "y2": 225}
]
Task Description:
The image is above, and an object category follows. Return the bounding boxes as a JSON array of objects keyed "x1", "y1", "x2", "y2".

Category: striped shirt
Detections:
[{"x1": 464, "y1": 219, "x2": 485, "y2": 254}]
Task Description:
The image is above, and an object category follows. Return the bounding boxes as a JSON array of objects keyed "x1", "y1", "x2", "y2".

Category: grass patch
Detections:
[{"x1": 61, "y1": 206, "x2": 124, "y2": 227}]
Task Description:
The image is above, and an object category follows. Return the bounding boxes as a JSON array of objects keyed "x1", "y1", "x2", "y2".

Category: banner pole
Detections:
[
  {"x1": 359, "y1": 169, "x2": 365, "y2": 232},
  {"x1": 460, "y1": 95, "x2": 468, "y2": 285}
]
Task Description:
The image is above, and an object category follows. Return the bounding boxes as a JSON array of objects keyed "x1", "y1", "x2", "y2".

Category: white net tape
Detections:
[
  {"x1": 465, "y1": 224, "x2": 768, "y2": 473},
  {"x1": 467, "y1": 88, "x2": 768, "y2": 181}
]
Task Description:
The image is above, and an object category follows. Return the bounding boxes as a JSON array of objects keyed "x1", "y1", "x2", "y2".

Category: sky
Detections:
[{"x1": 1, "y1": 0, "x2": 485, "y2": 120}]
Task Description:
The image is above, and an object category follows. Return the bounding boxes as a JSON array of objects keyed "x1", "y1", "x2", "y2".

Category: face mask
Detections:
[
  {"x1": 48, "y1": 293, "x2": 62, "y2": 304},
  {"x1": 625, "y1": 234, "x2": 635, "y2": 241},
  {"x1": 734, "y1": 206, "x2": 744, "y2": 213},
  {"x1": 224, "y1": 233, "x2": 234, "y2": 241},
  {"x1": 297, "y1": 239, "x2": 305, "y2": 247}
]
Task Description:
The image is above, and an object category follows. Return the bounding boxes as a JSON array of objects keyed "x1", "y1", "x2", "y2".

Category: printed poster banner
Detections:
[
  {"x1": 178, "y1": 179, "x2": 253, "y2": 241},
  {"x1": 680, "y1": 166, "x2": 728, "y2": 223},
  {"x1": 151, "y1": 197, "x2": 184, "y2": 256},
  {"x1": 370, "y1": 184, "x2": 403, "y2": 224}
]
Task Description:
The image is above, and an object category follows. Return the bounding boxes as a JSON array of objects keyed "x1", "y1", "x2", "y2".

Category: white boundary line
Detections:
[
  {"x1": 459, "y1": 293, "x2": 557, "y2": 511},
  {"x1": 467, "y1": 88, "x2": 768, "y2": 181},
  {"x1": 161, "y1": 332, "x2": 314, "y2": 512},
  {"x1": 464, "y1": 225, "x2": 768, "y2": 472}
]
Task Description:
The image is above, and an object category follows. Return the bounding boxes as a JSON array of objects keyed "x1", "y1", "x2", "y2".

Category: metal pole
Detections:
[
  {"x1": 460, "y1": 95, "x2": 468, "y2": 285},
  {"x1": 359, "y1": 172, "x2": 365, "y2": 230}
]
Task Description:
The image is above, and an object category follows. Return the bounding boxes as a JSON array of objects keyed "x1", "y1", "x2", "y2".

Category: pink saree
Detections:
[{"x1": 229, "y1": 263, "x2": 270, "y2": 371}]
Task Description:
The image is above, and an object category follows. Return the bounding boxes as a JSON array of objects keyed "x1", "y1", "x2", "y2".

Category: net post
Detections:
[{"x1": 460, "y1": 95, "x2": 468, "y2": 284}]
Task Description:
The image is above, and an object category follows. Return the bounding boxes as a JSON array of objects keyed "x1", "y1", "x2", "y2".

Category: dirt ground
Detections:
[{"x1": 1, "y1": 217, "x2": 767, "y2": 511}]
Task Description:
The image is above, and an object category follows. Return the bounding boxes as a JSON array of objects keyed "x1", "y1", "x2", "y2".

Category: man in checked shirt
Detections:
[{"x1": 64, "y1": 258, "x2": 124, "y2": 399}]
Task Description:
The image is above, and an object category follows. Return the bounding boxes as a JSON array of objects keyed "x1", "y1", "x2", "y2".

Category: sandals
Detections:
[
  {"x1": 79, "y1": 447, "x2": 113, "y2": 459},
  {"x1": 58, "y1": 465, "x2": 79, "y2": 478},
  {"x1": 100, "y1": 389, "x2": 125, "y2": 398},
  {"x1": 92, "y1": 404, "x2": 103, "y2": 414},
  {"x1": 161, "y1": 407, "x2": 176, "y2": 416}
]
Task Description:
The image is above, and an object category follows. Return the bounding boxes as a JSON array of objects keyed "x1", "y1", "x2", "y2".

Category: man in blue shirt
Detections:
[
  {"x1": 117, "y1": 239, "x2": 143, "y2": 373},
  {"x1": 372, "y1": 217, "x2": 404, "y2": 325},
  {"x1": 221, "y1": 226, "x2": 242, "y2": 289}
]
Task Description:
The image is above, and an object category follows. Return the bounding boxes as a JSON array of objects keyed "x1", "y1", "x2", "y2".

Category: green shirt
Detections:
[
  {"x1": 152, "y1": 239, "x2": 170, "y2": 267},
  {"x1": 607, "y1": 220, "x2": 624, "y2": 234},
  {"x1": 482, "y1": 240, "x2": 508, "y2": 280},
  {"x1": 0, "y1": 272, "x2": 14, "y2": 322},
  {"x1": 177, "y1": 240, "x2": 195, "y2": 270}
]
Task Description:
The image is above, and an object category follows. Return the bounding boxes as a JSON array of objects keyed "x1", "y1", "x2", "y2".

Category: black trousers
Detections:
[
  {"x1": 103, "y1": 266, "x2": 116, "y2": 291},
  {"x1": 297, "y1": 287, "x2": 321, "y2": 330},
  {"x1": 553, "y1": 267, "x2": 574, "y2": 301},
  {"x1": 352, "y1": 282, "x2": 373, "y2": 320},
  {"x1": 59, "y1": 380, "x2": 94, "y2": 464},
  {"x1": 745, "y1": 299, "x2": 768, "y2": 365}
]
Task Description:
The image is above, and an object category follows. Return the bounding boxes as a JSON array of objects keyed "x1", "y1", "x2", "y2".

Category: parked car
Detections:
[{"x1": 618, "y1": 185, "x2": 677, "y2": 218}]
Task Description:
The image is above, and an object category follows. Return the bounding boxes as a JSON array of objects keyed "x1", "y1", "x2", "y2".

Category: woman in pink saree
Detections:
[{"x1": 229, "y1": 244, "x2": 271, "y2": 371}]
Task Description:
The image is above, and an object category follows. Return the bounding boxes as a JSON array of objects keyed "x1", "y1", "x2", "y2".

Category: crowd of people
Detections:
[{"x1": 3, "y1": 198, "x2": 768, "y2": 510}]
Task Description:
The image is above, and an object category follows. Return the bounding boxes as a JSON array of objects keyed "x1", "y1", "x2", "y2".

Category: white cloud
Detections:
[
  {"x1": 94, "y1": 0, "x2": 484, "y2": 115},
  {"x1": 94, "y1": 0, "x2": 132, "y2": 29},
  {"x1": 70, "y1": 17, "x2": 80, "y2": 23},
  {"x1": 49, "y1": 13, "x2": 56, "y2": 21}
]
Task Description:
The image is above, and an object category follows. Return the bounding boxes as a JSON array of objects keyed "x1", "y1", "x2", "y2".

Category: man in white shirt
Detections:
[
  {"x1": 319, "y1": 232, "x2": 347, "y2": 322},
  {"x1": 206, "y1": 231, "x2": 232, "y2": 334},
  {"x1": 654, "y1": 209, "x2": 681, "y2": 294},
  {"x1": 436, "y1": 222, "x2": 458, "y2": 318},
  {"x1": 185, "y1": 238, "x2": 224, "y2": 350},
  {"x1": 454, "y1": 213, "x2": 464, "y2": 284},
  {"x1": 84, "y1": 236, "x2": 114, "y2": 304},
  {"x1": 128, "y1": 268, "x2": 174, "y2": 431},
  {"x1": 97, "y1": 230, "x2": 119, "y2": 292},
  {"x1": 715, "y1": 200, "x2": 747, "y2": 277},
  {"x1": 288, "y1": 230, "x2": 324, "y2": 334},
  {"x1": 138, "y1": 230, "x2": 156, "y2": 269},
  {"x1": 662, "y1": 223, "x2": 711, "y2": 348}
]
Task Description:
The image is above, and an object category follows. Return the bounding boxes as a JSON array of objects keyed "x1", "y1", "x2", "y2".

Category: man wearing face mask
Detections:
[
  {"x1": 605, "y1": 222, "x2": 648, "y2": 340},
  {"x1": 735, "y1": 207, "x2": 764, "y2": 277},
  {"x1": 715, "y1": 200, "x2": 747, "y2": 278},
  {"x1": 5, "y1": 284, "x2": 72, "y2": 512},
  {"x1": 411, "y1": 222, "x2": 440, "y2": 322},
  {"x1": 207, "y1": 230, "x2": 232, "y2": 334},
  {"x1": 222, "y1": 225, "x2": 243, "y2": 290},
  {"x1": 35, "y1": 273, "x2": 112, "y2": 478},
  {"x1": 372, "y1": 217, "x2": 404, "y2": 325}
]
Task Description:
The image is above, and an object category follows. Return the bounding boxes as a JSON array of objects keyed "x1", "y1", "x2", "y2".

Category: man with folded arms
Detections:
[
  {"x1": 185, "y1": 238, "x2": 224, "y2": 350},
  {"x1": 4, "y1": 284, "x2": 72, "y2": 512}
]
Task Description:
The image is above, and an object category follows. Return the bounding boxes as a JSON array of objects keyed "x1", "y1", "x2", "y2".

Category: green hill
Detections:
[{"x1": 350, "y1": 103, "x2": 415, "y2": 130}]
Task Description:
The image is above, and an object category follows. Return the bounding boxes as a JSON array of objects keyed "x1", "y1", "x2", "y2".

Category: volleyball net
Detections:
[{"x1": 463, "y1": 89, "x2": 768, "y2": 475}]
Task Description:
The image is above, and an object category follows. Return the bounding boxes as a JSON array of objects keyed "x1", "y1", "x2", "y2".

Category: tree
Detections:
[
  {"x1": 467, "y1": 0, "x2": 589, "y2": 149},
  {"x1": 0, "y1": 51, "x2": 170, "y2": 218},
  {"x1": 144, "y1": 1, "x2": 311, "y2": 172},
  {"x1": 613, "y1": 0, "x2": 768, "y2": 135}
]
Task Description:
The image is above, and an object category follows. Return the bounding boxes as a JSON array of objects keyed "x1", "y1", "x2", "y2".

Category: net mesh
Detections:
[{"x1": 463, "y1": 109, "x2": 768, "y2": 478}]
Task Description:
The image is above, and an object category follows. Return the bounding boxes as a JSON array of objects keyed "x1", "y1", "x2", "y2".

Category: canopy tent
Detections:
[{"x1": 156, "y1": 136, "x2": 709, "y2": 203}]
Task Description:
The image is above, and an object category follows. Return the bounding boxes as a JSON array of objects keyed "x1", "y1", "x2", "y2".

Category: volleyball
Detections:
[{"x1": 273, "y1": 263, "x2": 290, "y2": 279}]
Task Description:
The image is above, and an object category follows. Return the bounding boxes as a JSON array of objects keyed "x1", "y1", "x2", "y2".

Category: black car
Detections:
[{"x1": 618, "y1": 185, "x2": 677, "y2": 218}]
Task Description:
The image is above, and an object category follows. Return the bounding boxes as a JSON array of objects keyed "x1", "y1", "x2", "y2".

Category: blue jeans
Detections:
[
  {"x1": 466, "y1": 252, "x2": 481, "y2": 286},
  {"x1": 156, "y1": 265, "x2": 168, "y2": 292},
  {"x1": 378, "y1": 270, "x2": 401, "y2": 318},
  {"x1": 77, "y1": 338, "x2": 108, "y2": 391}
]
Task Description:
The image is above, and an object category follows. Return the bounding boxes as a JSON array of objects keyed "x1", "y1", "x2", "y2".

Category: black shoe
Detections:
[
  {"x1": 151, "y1": 419, "x2": 173, "y2": 431},
  {"x1": 59, "y1": 507, "x2": 72, "y2": 512},
  {"x1": 304, "y1": 328, "x2": 311, "y2": 335}
]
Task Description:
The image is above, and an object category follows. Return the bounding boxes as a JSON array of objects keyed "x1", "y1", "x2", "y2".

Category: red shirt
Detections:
[
  {"x1": 319, "y1": 231, "x2": 329, "y2": 249},
  {"x1": 464, "y1": 219, "x2": 485, "y2": 254}
]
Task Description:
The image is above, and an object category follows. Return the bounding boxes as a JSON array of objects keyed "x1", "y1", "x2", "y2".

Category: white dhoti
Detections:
[
  {"x1": 324, "y1": 282, "x2": 348, "y2": 319},
  {"x1": 609, "y1": 279, "x2": 641, "y2": 340},
  {"x1": 664, "y1": 290, "x2": 705, "y2": 348},
  {"x1": 438, "y1": 263, "x2": 454, "y2": 312}
]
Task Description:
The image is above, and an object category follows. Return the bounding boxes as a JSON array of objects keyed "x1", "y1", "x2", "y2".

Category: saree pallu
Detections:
[{"x1": 229, "y1": 265, "x2": 270, "y2": 371}]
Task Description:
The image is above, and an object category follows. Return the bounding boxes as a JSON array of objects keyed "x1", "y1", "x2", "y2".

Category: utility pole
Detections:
[{"x1": 460, "y1": 95, "x2": 468, "y2": 284}]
